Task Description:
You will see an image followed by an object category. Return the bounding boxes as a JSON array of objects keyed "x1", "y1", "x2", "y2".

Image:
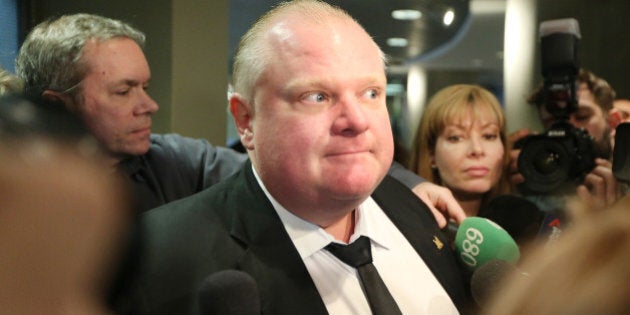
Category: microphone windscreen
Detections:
[
  {"x1": 455, "y1": 217, "x2": 520, "y2": 272},
  {"x1": 470, "y1": 259, "x2": 518, "y2": 308},
  {"x1": 198, "y1": 269, "x2": 260, "y2": 315},
  {"x1": 480, "y1": 195, "x2": 544, "y2": 246}
]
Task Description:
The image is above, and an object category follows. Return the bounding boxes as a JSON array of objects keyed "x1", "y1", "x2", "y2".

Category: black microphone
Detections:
[
  {"x1": 470, "y1": 259, "x2": 527, "y2": 309},
  {"x1": 613, "y1": 123, "x2": 630, "y2": 183},
  {"x1": 479, "y1": 195, "x2": 545, "y2": 247},
  {"x1": 198, "y1": 270, "x2": 261, "y2": 315}
]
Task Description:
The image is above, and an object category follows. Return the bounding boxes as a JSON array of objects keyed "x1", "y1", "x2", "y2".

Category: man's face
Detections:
[
  {"x1": 74, "y1": 38, "x2": 158, "y2": 159},
  {"x1": 539, "y1": 82, "x2": 610, "y2": 157},
  {"x1": 239, "y1": 17, "x2": 393, "y2": 223}
]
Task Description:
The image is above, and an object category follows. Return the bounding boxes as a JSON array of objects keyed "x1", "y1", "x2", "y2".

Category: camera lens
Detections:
[
  {"x1": 518, "y1": 138, "x2": 570, "y2": 193},
  {"x1": 533, "y1": 151, "x2": 561, "y2": 175}
]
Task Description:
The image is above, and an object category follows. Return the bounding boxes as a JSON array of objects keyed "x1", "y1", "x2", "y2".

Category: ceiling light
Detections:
[
  {"x1": 391, "y1": 9, "x2": 422, "y2": 21},
  {"x1": 387, "y1": 38, "x2": 408, "y2": 47},
  {"x1": 443, "y1": 9, "x2": 455, "y2": 26},
  {"x1": 470, "y1": 0, "x2": 506, "y2": 15}
]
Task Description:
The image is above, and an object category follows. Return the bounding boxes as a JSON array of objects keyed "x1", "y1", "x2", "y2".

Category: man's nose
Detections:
[{"x1": 332, "y1": 96, "x2": 369, "y2": 136}]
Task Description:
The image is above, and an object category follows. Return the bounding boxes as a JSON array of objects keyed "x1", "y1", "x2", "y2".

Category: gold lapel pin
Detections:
[{"x1": 432, "y1": 235, "x2": 444, "y2": 250}]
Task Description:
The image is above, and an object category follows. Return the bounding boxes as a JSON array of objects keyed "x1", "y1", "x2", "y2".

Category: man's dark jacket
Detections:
[{"x1": 121, "y1": 162, "x2": 468, "y2": 314}]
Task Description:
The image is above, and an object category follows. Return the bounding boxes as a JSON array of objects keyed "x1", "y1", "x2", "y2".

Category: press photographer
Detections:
[
  {"x1": 509, "y1": 18, "x2": 621, "y2": 212},
  {"x1": 516, "y1": 19, "x2": 596, "y2": 196}
]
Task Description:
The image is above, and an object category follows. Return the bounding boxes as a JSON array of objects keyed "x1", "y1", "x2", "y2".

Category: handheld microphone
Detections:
[
  {"x1": 479, "y1": 195, "x2": 545, "y2": 246},
  {"x1": 447, "y1": 217, "x2": 520, "y2": 272},
  {"x1": 470, "y1": 259, "x2": 528, "y2": 309},
  {"x1": 198, "y1": 269, "x2": 261, "y2": 315}
]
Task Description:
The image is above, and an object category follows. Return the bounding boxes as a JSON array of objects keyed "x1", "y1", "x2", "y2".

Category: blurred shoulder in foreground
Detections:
[
  {"x1": 483, "y1": 196, "x2": 630, "y2": 315},
  {"x1": 0, "y1": 94, "x2": 133, "y2": 314}
]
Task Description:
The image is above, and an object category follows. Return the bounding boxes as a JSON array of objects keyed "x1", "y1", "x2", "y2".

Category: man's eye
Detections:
[
  {"x1": 364, "y1": 88, "x2": 379, "y2": 99},
  {"x1": 116, "y1": 89, "x2": 130, "y2": 96},
  {"x1": 303, "y1": 92, "x2": 327, "y2": 103},
  {"x1": 573, "y1": 113, "x2": 590, "y2": 121}
]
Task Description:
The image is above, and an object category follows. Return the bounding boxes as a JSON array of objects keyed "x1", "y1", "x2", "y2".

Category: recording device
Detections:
[
  {"x1": 198, "y1": 270, "x2": 260, "y2": 315},
  {"x1": 445, "y1": 217, "x2": 520, "y2": 273},
  {"x1": 537, "y1": 208, "x2": 566, "y2": 245},
  {"x1": 444, "y1": 195, "x2": 544, "y2": 246},
  {"x1": 516, "y1": 18, "x2": 597, "y2": 195},
  {"x1": 613, "y1": 123, "x2": 630, "y2": 183},
  {"x1": 479, "y1": 195, "x2": 544, "y2": 246}
]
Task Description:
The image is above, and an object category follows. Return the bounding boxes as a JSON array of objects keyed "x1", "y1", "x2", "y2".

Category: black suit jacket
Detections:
[{"x1": 124, "y1": 162, "x2": 468, "y2": 314}]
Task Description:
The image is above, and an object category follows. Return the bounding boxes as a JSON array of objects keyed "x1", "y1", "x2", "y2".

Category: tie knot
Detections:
[{"x1": 325, "y1": 235, "x2": 372, "y2": 268}]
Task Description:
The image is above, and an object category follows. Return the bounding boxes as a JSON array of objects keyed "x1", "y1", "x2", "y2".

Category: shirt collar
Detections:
[{"x1": 251, "y1": 165, "x2": 395, "y2": 260}]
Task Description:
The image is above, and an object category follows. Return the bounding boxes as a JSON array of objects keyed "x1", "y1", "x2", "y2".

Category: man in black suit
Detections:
[{"x1": 123, "y1": 1, "x2": 468, "y2": 314}]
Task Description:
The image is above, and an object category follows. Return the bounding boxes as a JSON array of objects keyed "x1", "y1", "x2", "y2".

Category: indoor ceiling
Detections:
[{"x1": 228, "y1": 0, "x2": 506, "y2": 73}]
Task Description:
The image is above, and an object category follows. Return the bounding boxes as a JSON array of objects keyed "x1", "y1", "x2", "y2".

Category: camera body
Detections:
[
  {"x1": 517, "y1": 121, "x2": 596, "y2": 194},
  {"x1": 517, "y1": 19, "x2": 597, "y2": 195}
]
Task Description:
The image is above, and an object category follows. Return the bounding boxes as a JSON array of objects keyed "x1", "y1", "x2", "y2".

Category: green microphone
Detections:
[{"x1": 454, "y1": 217, "x2": 520, "y2": 272}]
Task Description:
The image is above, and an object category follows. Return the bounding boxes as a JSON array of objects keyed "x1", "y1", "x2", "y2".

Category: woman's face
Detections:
[{"x1": 432, "y1": 107, "x2": 504, "y2": 198}]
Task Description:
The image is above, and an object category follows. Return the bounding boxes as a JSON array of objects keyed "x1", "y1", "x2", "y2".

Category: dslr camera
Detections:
[{"x1": 516, "y1": 19, "x2": 596, "y2": 195}]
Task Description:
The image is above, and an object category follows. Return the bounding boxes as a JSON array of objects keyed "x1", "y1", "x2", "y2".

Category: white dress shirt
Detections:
[{"x1": 253, "y1": 167, "x2": 459, "y2": 314}]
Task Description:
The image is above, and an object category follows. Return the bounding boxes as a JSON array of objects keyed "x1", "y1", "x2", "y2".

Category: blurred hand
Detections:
[
  {"x1": 412, "y1": 182, "x2": 466, "y2": 228},
  {"x1": 576, "y1": 158, "x2": 621, "y2": 211},
  {"x1": 507, "y1": 128, "x2": 531, "y2": 187}
]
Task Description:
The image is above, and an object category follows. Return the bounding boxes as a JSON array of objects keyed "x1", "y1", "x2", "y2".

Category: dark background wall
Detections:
[
  {"x1": 535, "y1": 0, "x2": 629, "y2": 98},
  {"x1": 19, "y1": 0, "x2": 630, "y2": 145}
]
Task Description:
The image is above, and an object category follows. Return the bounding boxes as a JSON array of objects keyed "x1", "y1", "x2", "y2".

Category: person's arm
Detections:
[
  {"x1": 156, "y1": 134, "x2": 248, "y2": 190},
  {"x1": 388, "y1": 161, "x2": 425, "y2": 187},
  {"x1": 389, "y1": 161, "x2": 466, "y2": 227},
  {"x1": 507, "y1": 128, "x2": 532, "y2": 187}
]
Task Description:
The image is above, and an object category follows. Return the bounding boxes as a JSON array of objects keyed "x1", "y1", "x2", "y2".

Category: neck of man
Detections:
[{"x1": 322, "y1": 210, "x2": 356, "y2": 243}]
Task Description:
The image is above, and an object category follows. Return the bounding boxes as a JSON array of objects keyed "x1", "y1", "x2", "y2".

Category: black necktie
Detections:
[{"x1": 325, "y1": 236, "x2": 402, "y2": 315}]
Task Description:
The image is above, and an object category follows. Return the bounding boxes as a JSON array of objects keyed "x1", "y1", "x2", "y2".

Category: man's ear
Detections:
[
  {"x1": 229, "y1": 93, "x2": 255, "y2": 150},
  {"x1": 41, "y1": 90, "x2": 77, "y2": 111}
]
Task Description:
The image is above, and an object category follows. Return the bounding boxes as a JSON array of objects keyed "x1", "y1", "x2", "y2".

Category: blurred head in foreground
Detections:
[
  {"x1": 0, "y1": 94, "x2": 132, "y2": 313},
  {"x1": 482, "y1": 196, "x2": 630, "y2": 315}
]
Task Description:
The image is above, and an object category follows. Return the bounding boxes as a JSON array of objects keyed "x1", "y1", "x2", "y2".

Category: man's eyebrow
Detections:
[{"x1": 110, "y1": 79, "x2": 143, "y2": 87}]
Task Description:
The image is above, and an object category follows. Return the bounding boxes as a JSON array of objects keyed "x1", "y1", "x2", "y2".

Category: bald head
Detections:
[{"x1": 232, "y1": 0, "x2": 386, "y2": 104}]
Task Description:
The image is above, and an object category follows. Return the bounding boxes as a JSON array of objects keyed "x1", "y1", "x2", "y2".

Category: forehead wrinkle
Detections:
[{"x1": 284, "y1": 75, "x2": 383, "y2": 95}]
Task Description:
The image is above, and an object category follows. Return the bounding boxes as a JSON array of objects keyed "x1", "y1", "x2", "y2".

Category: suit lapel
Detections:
[
  {"x1": 223, "y1": 164, "x2": 328, "y2": 314},
  {"x1": 371, "y1": 175, "x2": 467, "y2": 308}
]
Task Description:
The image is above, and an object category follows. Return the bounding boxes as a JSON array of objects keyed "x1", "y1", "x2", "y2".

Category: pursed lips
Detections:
[
  {"x1": 131, "y1": 124, "x2": 152, "y2": 135},
  {"x1": 464, "y1": 166, "x2": 489, "y2": 177},
  {"x1": 325, "y1": 148, "x2": 371, "y2": 157}
]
